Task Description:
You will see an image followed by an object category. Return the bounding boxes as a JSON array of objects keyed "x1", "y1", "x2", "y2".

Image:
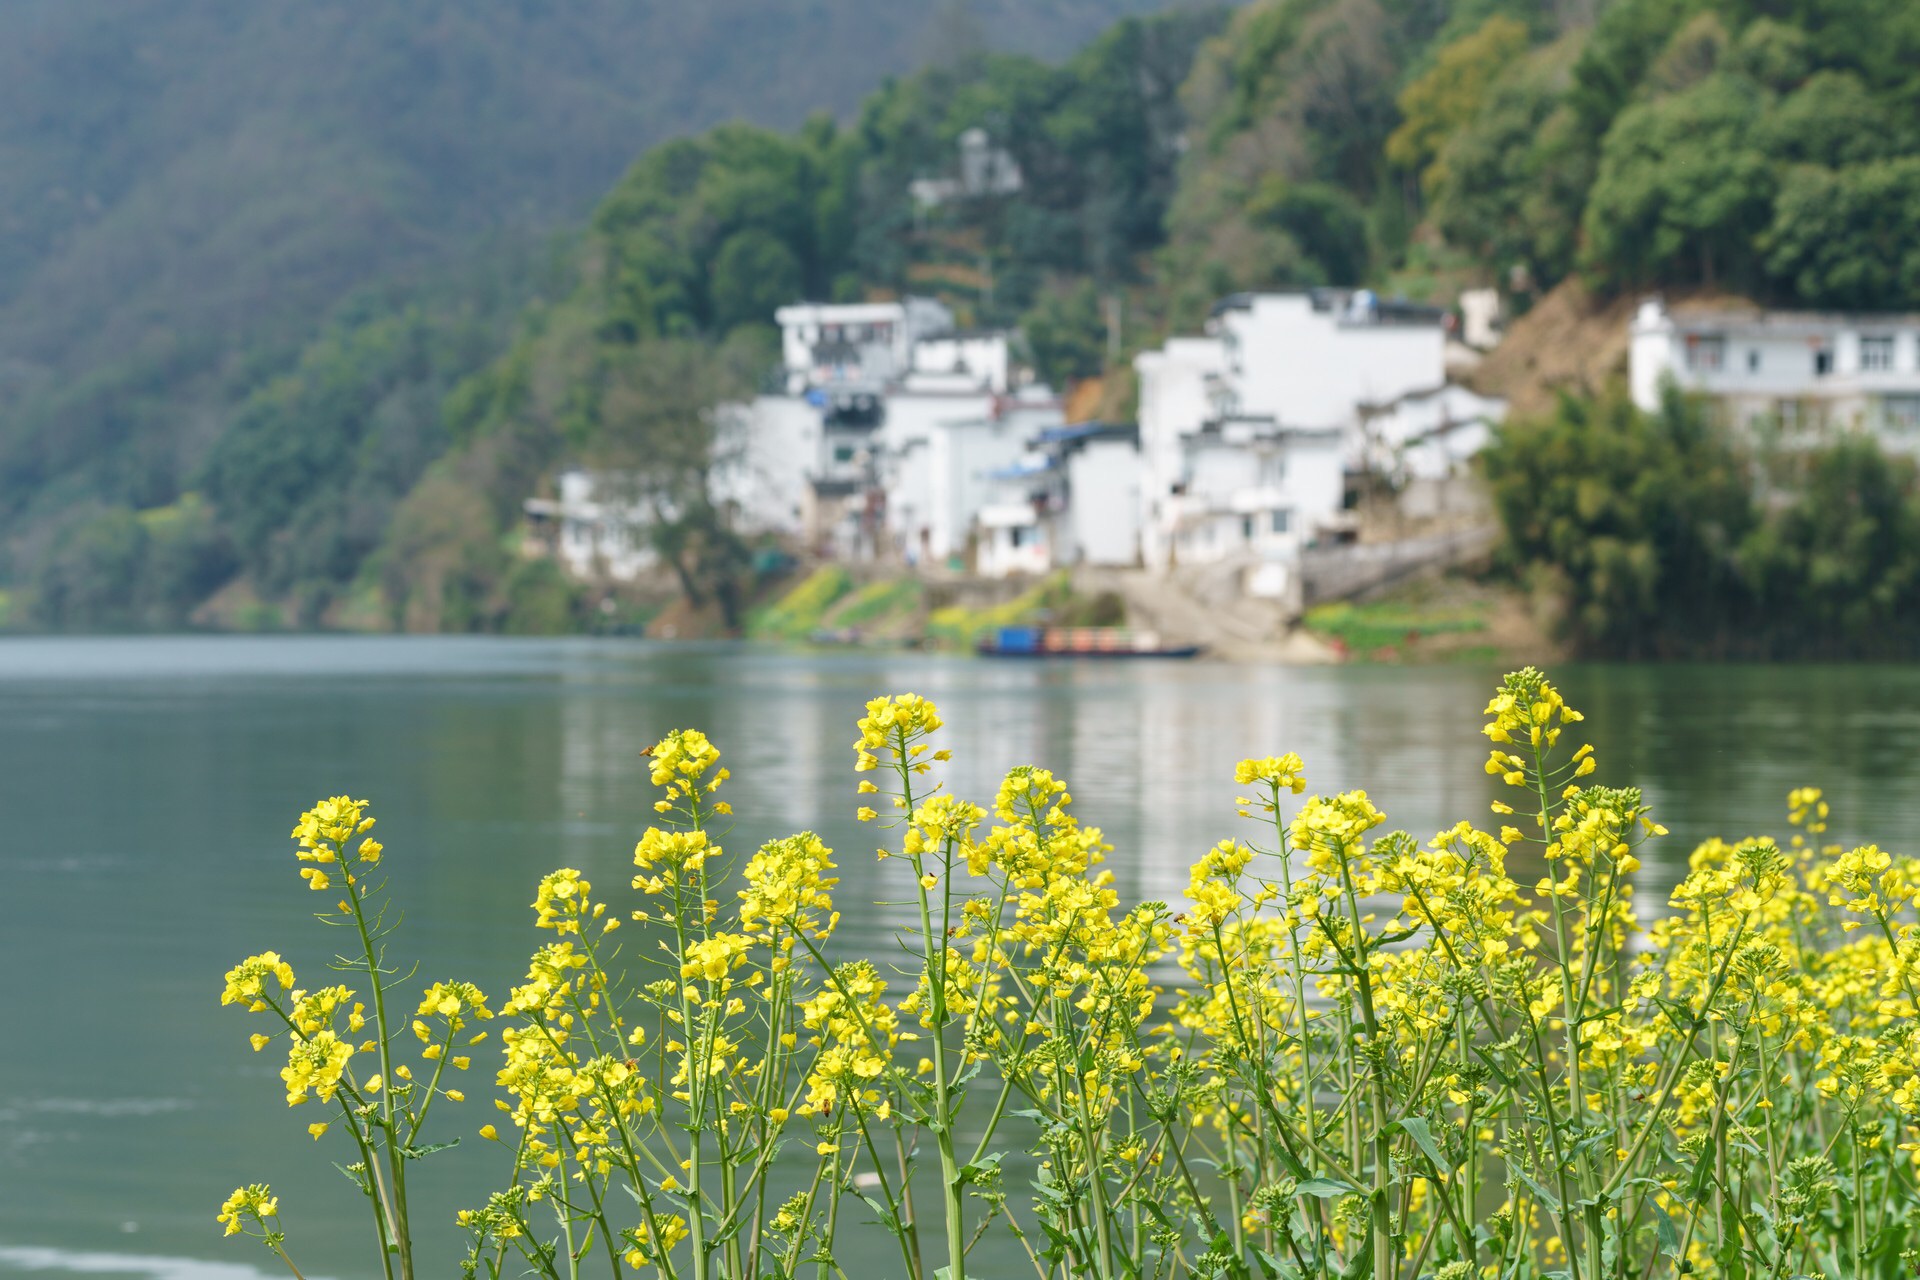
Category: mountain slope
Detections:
[{"x1": 0, "y1": 0, "x2": 1183, "y2": 574}]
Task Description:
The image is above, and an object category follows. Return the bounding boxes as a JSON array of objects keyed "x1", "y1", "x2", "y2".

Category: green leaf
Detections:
[
  {"x1": 1647, "y1": 1192, "x2": 1681, "y2": 1260},
  {"x1": 1294, "y1": 1177, "x2": 1359, "y2": 1199},
  {"x1": 958, "y1": 1153, "x2": 1003, "y2": 1185},
  {"x1": 1513, "y1": 1166, "x2": 1562, "y2": 1213},
  {"x1": 1395, "y1": 1115, "x2": 1448, "y2": 1174}
]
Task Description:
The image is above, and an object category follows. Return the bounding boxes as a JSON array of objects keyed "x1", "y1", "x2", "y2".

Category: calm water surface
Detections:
[{"x1": 3, "y1": 637, "x2": 1917, "y2": 1278}]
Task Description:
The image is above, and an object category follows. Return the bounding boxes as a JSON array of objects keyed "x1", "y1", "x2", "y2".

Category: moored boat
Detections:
[{"x1": 975, "y1": 625, "x2": 1201, "y2": 659}]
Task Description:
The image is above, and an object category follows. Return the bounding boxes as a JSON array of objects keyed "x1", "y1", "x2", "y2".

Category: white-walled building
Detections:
[
  {"x1": 524, "y1": 394, "x2": 820, "y2": 582},
  {"x1": 975, "y1": 423, "x2": 1142, "y2": 579},
  {"x1": 1209, "y1": 291, "x2": 1446, "y2": 427},
  {"x1": 1356, "y1": 383, "x2": 1507, "y2": 484},
  {"x1": 530, "y1": 292, "x2": 1049, "y2": 580},
  {"x1": 1630, "y1": 297, "x2": 1920, "y2": 449},
  {"x1": 796, "y1": 346, "x2": 1053, "y2": 566},
  {"x1": 1135, "y1": 336, "x2": 1230, "y2": 569},
  {"x1": 911, "y1": 332, "x2": 1012, "y2": 394},
  {"x1": 774, "y1": 297, "x2": 955, "y2": 394},
  {"x1": 1160, "y1": 419, "x2": 1346, "y2": 599},
  {"x1": 913, "y1": 396, "x2": 1063, "y2": 569},
  {"x1": 1133, "y1": 289, "x2": 1453, "y2": 580},
  {"x1": 909, "y1": 127, "x2": 1023, "y2": 208},
  {"x1": 524, "y1": 471, "x2": 663, "y2": 582},
  {"x1": 712, "y1": 395, "x2": 817, "y2": 537}
]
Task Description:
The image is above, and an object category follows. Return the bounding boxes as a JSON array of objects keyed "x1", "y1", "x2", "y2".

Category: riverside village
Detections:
[{"x1": 521, "y1": 280, "x2": 1920, "y2": 656}]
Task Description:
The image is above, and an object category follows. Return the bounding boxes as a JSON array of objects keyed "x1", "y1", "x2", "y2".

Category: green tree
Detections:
[
  {"x1": 1759, "y1": 157, "x2": 1920, "y2": 309},
  {"x1": 1580, "y1": 73, "x2": 1775, "y2": 288},
  {"x1": 1739, "y1": 438, "x2": 1920, "y2": 654},
  {"x1": 1427, "y1": 37, "x2": 1589, "y2": 285},
  {"x1": 591, "y1": 336, "x2": 766, "y2": 629},
  {"x1": 709, "y1": 230, "x2": 804, "y2": 333},
  {"x1": 1484, "y1": 385, "x2": 1753, "y2": 657},
  {"x1": 1246, "y1": 179, "x2": 1370, "y2": 284},
  {"x1": 1759, "y1": 70, "x2": 1900, "y2": 166},
  {"x1": 30, "y1": 496, "x2": 234, "y2": 631},
  {"x1": 1385, "y1": 14, "x2": 1531, "y2": 195},
  {"x1": 1021, "y1": 280, "x2": 1107, "y2": 389}
]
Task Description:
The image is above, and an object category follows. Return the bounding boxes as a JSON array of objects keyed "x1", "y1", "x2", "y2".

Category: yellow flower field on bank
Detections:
[{"x1": 217, "y1": 669, "x2": 1920, "y2": 1280}]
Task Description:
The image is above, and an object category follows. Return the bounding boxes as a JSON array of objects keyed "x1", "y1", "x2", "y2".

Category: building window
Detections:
[
  {"x1": 1270, "y1": 509, "x2": 1290, "y2": 534},
  {"x1": 1885, "y1": 395, "x2": 1920, "y2": 430},
  {"x1": 1776, "y1": 399, "x2": 1803, "y2": 432},
  {"x1": 1684, "y1": 334, "x2": 1725, "y2": 371},
  {"x1": 833, "y1": 445, "x2": 855, "y2": 463},
  {"x1": 1814, "y1": 348, "x2": 1833, "y2": 376},
  {"x1": 1863, "y1": 336, "x2": 1895, "y2": 371},
  {"x1": 1747, "y1": 348, "x2": 1761, "y2": 372},
  {"x1": 1241, "y1": 516, "x2": 1254, "y2": 541}
]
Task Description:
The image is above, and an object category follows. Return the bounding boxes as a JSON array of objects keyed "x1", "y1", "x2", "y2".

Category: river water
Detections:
[{"x1": 3, "y1": 637, "x2": 1918, "y2": 1279}]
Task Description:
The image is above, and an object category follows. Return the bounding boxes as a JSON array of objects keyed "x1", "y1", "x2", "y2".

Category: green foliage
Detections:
[
  {"x1": 1740, "y1": 438, "x2": 1920, "y2": 649},
  {"x1": 709, "y1": 232, "x2": 805, "y2": 335},
  {"x1": 30, "y1": 496, "x2": 235, "y2": 631},
  {"x1": 197, "y1": 302, "x2": 508, "y2": 613},
  {"x1": 1412, "y1": 0, "x2": 1920, "y2": 297},
  {"x1": 1486, "y1": 387, "x2": 1753, "y2": 656},
  {"x1": 1303, "y1": 599, "x2": 1486, "y2": 654},
  {"x1": 1759, "y1": 70, "x2": 1899, "y2": 166},
  {"x1": 1022, "y1": 281, "x2": 1108, "y2": 389},
  {"x1": 499, "y1": 559, "x2": 584, "y2": 636},
  {"x1": 831, "y1": 575, "x2": 924, "y2": 627},
  {"x1": 747, "y1": 566, "x2": 855, "y2": 640},
  {"x1": 924, "y1": 572, "x2": 1075, "y2": 645},
  {"x1": 593, "y1": 126, "x2": 837, "y2": 341},
  {"x1": 1487, "y1": 385, "x2": 1920, "y2": 658},
  {"x1": 1245, "y1": 179, "x2": 1371, "y2": 286},
  {"x1": 1760, "y1": 157, "x2": 1920, "y2": 310},
  {"x1": 1386, "y1": 15, "x2": 1531, "y2": 193},
  {"x1": 1426, "y1": 36, "x2": 1588, "y2": 283},
  {"x1": 1580, "y1": 74, "x2": 1775, "y2": 288}
]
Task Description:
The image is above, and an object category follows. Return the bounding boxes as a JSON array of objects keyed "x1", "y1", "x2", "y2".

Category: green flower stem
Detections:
[{"x1": 341, "y1": 857, "x2": 413, "y2": 1280}]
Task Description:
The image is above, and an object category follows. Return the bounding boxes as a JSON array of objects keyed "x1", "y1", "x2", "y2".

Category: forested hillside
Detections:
[
  {"x1": 14, "y1": 0, "x2": 1920, "y2": 632},
  {"x1": 0, "y1": 0, "x2": 1179, "y2": 627}
]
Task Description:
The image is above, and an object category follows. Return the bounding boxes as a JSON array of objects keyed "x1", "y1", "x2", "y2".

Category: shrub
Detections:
[
  {"x1": 217, "y1": 669, "x2": 1920, "y2": 1279},
  {"x1": 746, "y1": 565, "x2": 853, "y2": 640}
]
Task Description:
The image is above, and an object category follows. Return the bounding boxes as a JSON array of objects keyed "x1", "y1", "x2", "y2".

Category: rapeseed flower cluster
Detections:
[{"x1": 219, "y1": 670, "x2": 1920, "y2": 1280}]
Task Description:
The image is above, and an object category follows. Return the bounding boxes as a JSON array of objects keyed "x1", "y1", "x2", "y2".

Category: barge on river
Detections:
[{"x1": 976, "y1": 626, "x2": 1201, "y2": 659}]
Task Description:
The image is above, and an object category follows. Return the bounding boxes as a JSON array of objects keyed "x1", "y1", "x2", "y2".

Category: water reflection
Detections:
[{"x1": 4, "y1": 638, "x2": 1919, "y2": 1278}]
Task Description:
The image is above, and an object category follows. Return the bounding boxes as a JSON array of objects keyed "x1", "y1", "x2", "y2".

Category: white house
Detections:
[
  {"x1": 909, "y1": 127, "x2": 1023, "y2": 209},
  {"x1": 1356, "y1": 384, "x2": 1506, "y2": 481},
  {"x1": 911, "y1": 332, "x2": 1012, "y2": 394},
  {"x1": 1209, "y1": 291, "x2": 1446, "y2": 428},
  {"x1": 1630, "y1": 297, "x2": 1920, "y2": 450},
  {"x1": 532, "y1": 293, "x2": 1045, "y2": 578},
  {"x1": 974, "y1": 423, "x2": 1142, "y2": 579},
  {"x1": 712, "y1": 396, "x2": 817, "y2": 537},
  {"x1": 774, "y1": 297, "x2": 955, "y2": 394},
  {"x1": 1135, "y1": 336, "x2": 1230, "y2": 569},
  {"x1": 1133, "y1": 289, "x2": 1452, "y2": 580},
  {"x1": 1161, "y1": 418, "x2": 1346, "y2": 599},
  {"x1": 914, "y1": 395, "x2": 1063, "y2": 570},
  {"x1": 524, "y1": 471, "x2": 663, "y2": 582}
]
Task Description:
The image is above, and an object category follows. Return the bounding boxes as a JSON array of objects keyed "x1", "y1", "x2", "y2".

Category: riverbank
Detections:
[{"x1": 728, "y1": 563, "x2": 1556, "y2": 666}]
